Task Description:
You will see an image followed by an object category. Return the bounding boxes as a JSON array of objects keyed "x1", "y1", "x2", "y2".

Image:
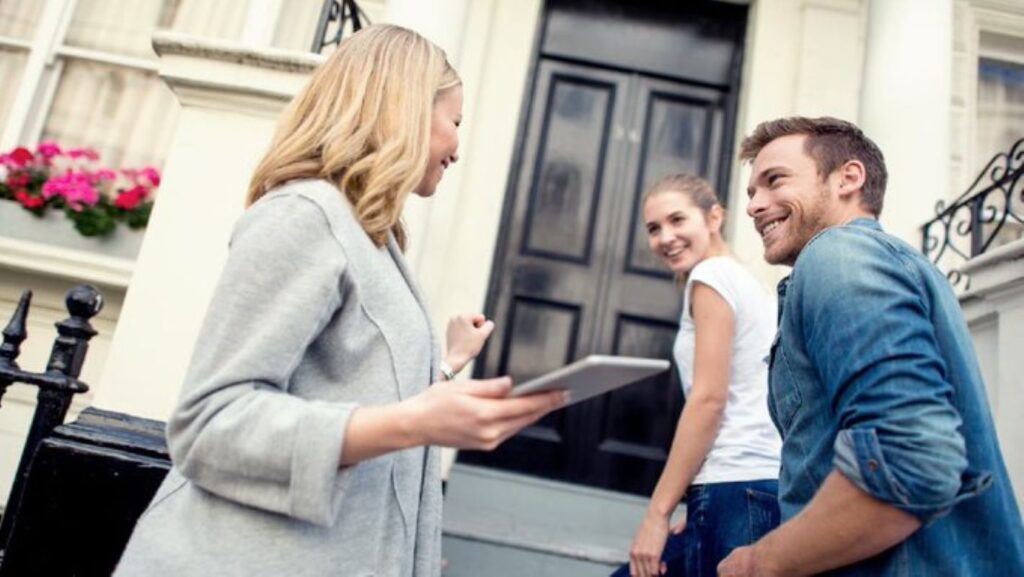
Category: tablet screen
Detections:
[{"x1": 509, "y1": 354, "x2": 670, "y2": 405}]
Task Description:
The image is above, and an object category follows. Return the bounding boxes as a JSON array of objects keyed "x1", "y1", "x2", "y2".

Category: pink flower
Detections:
[
  {"x1": 114, "y1": 185, "x2": 148, "y2": 210},
  {"x1": 140, "y1": 166, "x2": 161, "y2": 187},
  {"x1": 14, "y1": 189, "x2": 45, "y2": 210},
  {"x1": 67, "y1": 148, "x2": 100, "y2": 161},
  {"x1": 42, "y1": 171, "x2": 100, "y2": 210},
  {"x1": 10, "y1": 147, "x2": 33, "y2": 166},
  {"x1": 36, "y1": 141, "x2": 62, "y2": 159},
  {"x1": 95, "y1": 169, "x2": 117, "y2": 182}
]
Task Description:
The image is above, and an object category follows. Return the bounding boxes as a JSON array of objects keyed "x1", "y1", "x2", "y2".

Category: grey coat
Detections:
[{"x1": 115, "y1": 179, "x2": 443, "y2": 577}]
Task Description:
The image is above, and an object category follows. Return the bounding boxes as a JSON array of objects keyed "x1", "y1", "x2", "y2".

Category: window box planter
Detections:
[{"x1": 0, "y1": 198, "x2": 143, "y2": 260}]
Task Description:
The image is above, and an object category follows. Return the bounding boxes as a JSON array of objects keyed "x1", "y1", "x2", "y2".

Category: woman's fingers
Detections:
[
  {"x1": 644, "y1": 553, "x2": 659, "y2": 577},
  {"x1": 670, "y1": 517, "x2": 686, "y2": 534},
  {"x1": 630, "y1": 550, "x2": 657, "y2": 577},
  {"x1": 493, "y1": 390, "x2": 568, "y2": 421},
  {"x1": 478, "y1": 319, "x2": 495, "y2": 336},
  {"x1": 418, "y1": 378, "x2": 568, "y2": 450},
  {"x1": 449, "y1": 376, "x2": 512, "y2": 398}
]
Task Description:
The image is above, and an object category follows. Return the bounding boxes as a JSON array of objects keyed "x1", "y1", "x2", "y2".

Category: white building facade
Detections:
[{"x1": 1, "y1": 0, "x2": 1022, "y2": 571}]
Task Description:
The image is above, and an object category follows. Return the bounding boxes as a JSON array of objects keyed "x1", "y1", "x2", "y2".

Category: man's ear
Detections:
[{"x1": 836, "y1": 160, "x2": 867, "y2": 200}]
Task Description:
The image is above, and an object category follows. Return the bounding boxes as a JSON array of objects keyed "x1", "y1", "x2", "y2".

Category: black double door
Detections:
[{"x1": 463, "y1": 0, "x2": 746, "y2": 495}]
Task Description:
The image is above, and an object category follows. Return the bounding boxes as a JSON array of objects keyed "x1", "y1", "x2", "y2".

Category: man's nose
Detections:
[{"x1": 747, "y1": 189, "x2": 767, "y2": 218}]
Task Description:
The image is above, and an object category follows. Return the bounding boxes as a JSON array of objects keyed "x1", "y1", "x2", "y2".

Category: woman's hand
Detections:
[
  {"x1": 444, "y1": 314, "x2": 495, "y2": 373},
  {"x1": 629, "y1": 509, "x2": 684, "y2": 577},
  {"x1": 402, "y1": 377, "x2": 566, "y2": 450}
]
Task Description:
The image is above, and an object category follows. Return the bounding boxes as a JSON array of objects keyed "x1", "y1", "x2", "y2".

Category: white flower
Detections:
[{"x1": 0, "y1": 164, "x2": 7, "y2": 183}]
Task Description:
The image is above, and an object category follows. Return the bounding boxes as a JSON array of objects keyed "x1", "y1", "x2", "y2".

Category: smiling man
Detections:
[{"x1": 716, "y1": 117, "x2": 1024, "y2": 576}]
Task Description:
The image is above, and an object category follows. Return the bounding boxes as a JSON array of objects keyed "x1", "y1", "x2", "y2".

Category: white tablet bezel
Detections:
[{"x1": 509, "y1": 354, "x2": 670, "y2": 405}]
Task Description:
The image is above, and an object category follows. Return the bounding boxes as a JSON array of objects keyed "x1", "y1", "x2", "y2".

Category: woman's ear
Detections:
[{"x1": 708, "y1": 204, "x2": 725, "y2": 234}]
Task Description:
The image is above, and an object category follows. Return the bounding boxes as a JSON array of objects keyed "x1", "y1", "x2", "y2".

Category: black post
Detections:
[
  {"x1": 970, "y1": 195, "x2": 984, "y2": 257},
  {"x1": 311, "y1": 0, "x2": 337, "y2": 52},
  {"x1": 0, "y1": 285, "x2": 102, "y2": 554},
  {"x1": 311, "y1": 0, "x2": 368, "y2": 53},
  {"x1": 0, "y1": 291, "x2": 31, "y2": 408}
]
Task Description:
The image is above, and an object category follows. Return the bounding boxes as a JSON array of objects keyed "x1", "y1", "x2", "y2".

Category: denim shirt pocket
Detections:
[{"x1": 767, "y1": 332, "x2": 802, "y2": 435}]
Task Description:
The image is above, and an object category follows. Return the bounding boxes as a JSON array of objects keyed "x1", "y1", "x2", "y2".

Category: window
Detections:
[
  {"x1": 0, "y1": 0, "x2": 181, "y2": 169},
  {"x1": 0, "y1": 3, "x2": 43, "y2": 128},
  {"x1": 976, "y1": 32, "x2": 1024, "y2": 250},
  {"x1": 977, "y1": 58, "x2": 1024, "y2": 159}
]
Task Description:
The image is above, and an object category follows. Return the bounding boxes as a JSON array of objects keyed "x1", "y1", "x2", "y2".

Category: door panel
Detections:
[{"x1": 522, "y1": 75, "x2": 613, "y2": 262}]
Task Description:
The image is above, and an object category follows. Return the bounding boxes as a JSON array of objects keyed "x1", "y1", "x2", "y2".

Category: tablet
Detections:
[{"x1": 509, "y1": 354, "x2": 671, "y2": 405}]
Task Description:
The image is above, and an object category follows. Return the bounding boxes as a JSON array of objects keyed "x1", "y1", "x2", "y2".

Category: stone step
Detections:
[{"x1": 441, "y1": 464, "x2": 678, "y2": 577}]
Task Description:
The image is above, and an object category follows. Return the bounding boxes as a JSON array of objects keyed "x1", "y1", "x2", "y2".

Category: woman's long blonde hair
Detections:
[{"x1": 247, "y1": 24, "x2": 461, "y2": 249}]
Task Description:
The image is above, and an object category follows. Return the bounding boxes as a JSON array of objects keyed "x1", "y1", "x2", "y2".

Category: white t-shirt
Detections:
[{"x1": 674, "y1": 256, "x2": 782, "y2": 485}]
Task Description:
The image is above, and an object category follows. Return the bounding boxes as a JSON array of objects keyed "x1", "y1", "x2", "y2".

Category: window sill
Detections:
[{"x1": 0, "y1": 235, "x2": 133, "y2": 289}]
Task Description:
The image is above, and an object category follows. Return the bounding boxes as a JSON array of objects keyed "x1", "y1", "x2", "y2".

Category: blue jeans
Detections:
[{"x1": 611, "y1": 479, "x2": 780, "y2": 577}]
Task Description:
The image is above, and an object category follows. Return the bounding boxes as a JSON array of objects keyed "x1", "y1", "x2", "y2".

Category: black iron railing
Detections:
[
  {"x1": 0, "y1": 286, "x2": 102, "y2": 558},
  {"x1": 922, "y1": 137, "x2": 1024, "y2": 288},
  {"x1": 312, "y1": 0, "x2": 371, "y2": 53}
]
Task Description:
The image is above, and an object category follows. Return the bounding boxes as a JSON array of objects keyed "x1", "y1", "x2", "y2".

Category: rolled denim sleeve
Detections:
[{"x1": 795, "y1": 229, "x2": 969, "y2": 523}]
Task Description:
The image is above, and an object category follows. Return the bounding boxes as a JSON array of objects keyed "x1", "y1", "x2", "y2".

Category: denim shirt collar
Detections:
[
  {"x1": 783, "y1": 218, "x2": 882, "y2": 290},
  {"x1": 804, "y1": 217, "x2": 881, "y2": 252},
  {"x1": 847, "y1": 217, "x2": 881, "y2": 231}
]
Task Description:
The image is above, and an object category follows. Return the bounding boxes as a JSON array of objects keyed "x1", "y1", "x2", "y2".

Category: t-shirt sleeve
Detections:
[{"x1": 687, "y1": 259, "x2": 740, "y2": 314}]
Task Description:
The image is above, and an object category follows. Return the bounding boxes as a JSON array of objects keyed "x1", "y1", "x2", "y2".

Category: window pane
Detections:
[
  {"x1": 976, "y1": 58, "x2": 1024, "y2": 250},
  {"x1": 0, "y1": 1, "x2": 43, "y2": 40},
  {"x1": 273, "y1": 0, "x2": 322, "y2": 51},
  {"x1": 0, "y1": 48, "x2": 28, "y2": 128},
  {"x1": 977, "y1": 58, "x2": 1024, "y2": 158},
  {"x1": 64, "y1": 0, "x2": 179, "y2": 59},
  {"x1": 170, "y1": 0, "x2": 247, "y2": 41},
  {"x1": 40, "y1": 58, "x2": 178, "y2": 169}
]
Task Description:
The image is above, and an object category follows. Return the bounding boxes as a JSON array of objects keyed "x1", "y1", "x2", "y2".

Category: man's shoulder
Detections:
[
  {"x1": 790, "y1": 220, "x2": 925, "y2": 304},
  {"x1": 795, "y1": 220, "x2": 904, "y2": 272}
]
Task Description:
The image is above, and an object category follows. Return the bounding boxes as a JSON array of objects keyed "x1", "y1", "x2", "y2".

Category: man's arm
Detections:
[
  {"x1": 722, "y1": 229, "x2": 969, "y2": 576},
  {"x1": 718, "y1": 470, "x2": 920, "y2": 576}
]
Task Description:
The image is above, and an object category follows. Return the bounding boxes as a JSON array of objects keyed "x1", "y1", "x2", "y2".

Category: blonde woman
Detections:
[
  {"x1": 115, "y1": 24, "x2": 565, "y2": 577},
  {"x1": 615, "y1": 175, "x2": 782, "y2": 577}
]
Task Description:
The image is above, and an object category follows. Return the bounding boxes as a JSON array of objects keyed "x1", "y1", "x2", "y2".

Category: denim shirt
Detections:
[{"x1": 769, "y1": 218, "x2": 1024, "y2": 576}]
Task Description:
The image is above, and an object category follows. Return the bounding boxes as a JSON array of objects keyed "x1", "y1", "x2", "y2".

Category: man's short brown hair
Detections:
[{"x1": 739, "y1": 116, "x2": 888, "y2": 215}]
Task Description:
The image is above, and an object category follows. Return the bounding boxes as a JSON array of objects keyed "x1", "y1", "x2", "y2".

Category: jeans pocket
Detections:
[{"x1": 745, "y1": 488, "x2": 780, "y2": 542}]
